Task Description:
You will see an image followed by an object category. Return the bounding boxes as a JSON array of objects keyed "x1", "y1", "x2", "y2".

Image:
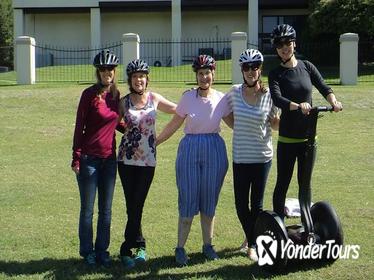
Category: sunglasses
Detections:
[
  {"x1": 98, "y1": 66, "x2": 115, "y2": 72},
  {"x1": 275, "y1": 40, "x2": 294, "y2": 49},
  {"x1": 241, "y1": 63, "x2": 262, "y2": 72}
]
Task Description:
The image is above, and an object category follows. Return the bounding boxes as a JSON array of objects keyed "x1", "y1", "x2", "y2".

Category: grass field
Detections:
[{"x1": 0, "y1": 81, "x2": 373, "y2": 280}]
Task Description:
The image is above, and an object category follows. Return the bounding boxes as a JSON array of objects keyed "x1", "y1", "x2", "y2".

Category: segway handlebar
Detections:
[{"x1": 313, "y1": 106, "x2": 334, "y2": 112}]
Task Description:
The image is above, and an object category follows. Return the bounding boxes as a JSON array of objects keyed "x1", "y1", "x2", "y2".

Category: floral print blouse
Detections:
[{"x1": 118, "y1": 93, "x2": 157, "y2": 167}]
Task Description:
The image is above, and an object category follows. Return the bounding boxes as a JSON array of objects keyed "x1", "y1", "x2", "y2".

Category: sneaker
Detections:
[
  {"x1": 239, "y1": 239, "x2": 249, "y2": 254},
  {"x1": 96, "y1": 252, "x2": 111, "y2": 268},
  {"x1": 84, "y1": 252, "x2": 96, "y2": 266},
  {"x1": 121, "y1": 255, "x2": 135, "y2": 269},
  {"x1": 202, "y1": 244, "x2": 219, "y2": 260},
  {"x1": 248, "y1": 247, "x2": 258, "y2": 262},
  {"x1": 134, "y1": 247, "x2": 147, "y2": 263},
  {"x1": 175, "y1": 247, "x2": 188, "y2": 266}
]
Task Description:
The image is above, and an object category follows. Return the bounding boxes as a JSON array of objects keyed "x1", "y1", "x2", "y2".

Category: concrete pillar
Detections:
[
  {"x1": 90, "y1": 8, "x2": 101, "y2": 51},
  {"x1": 16, "y1": 36, "x2": 35, "y2": 85},
  {"x1": 340, "y1": 33, "x2": 359, "y2": 85},
  {"x1": 171, "y1": 0, "x2": 182, "y2": 66},
  {"x1": 122, "y1": 33, "x2": 140, "y2": 80},
  {"x1": 13, "y1": 9, "x2": 24, "y2": 38},
  {"x1": 231, "y1": 32, "x2": 247, "y2": 84},
  {"x1": 248, "y1": 0, "x2": 259, "y2": 49},
  {"x1": 13, "y1": 9, "x2": 25, "y2": 71}
]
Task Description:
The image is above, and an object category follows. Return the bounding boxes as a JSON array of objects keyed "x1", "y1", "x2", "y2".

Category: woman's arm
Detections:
[
  {"x1": 71, "y1": 91, "x2": 89, "y2": 174},
  {"x1": 154, "y1": 93, "x2": 177, "y2": 114},
  {"x1": 156, "y1": 114, "x2": 185, "y2": 145},
  {"x1": 269, "y1": 114, "x2": 280, "y2": 130},
  {"x1": 116, "y1": 97, "x2": 127, "y2": 133},
  {"x1": 326, "y1": 93, "x2": 343, "y2": 112},
  {"x1": 223, "y1": 113, "x2": 234, "y2": 129}
]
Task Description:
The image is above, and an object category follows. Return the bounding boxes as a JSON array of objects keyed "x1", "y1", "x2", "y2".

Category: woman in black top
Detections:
[{"x1": 268, "y1": 24, "x2": 342, "y2": 235}]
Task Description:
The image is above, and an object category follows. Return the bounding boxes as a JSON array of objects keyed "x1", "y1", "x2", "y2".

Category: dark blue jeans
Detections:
[
  {"x1": 76, "y1": 155, "x2": 116, "y2": 258},
  {"x1": 233, "y1": 161, "x2": 272, "y2": 247}
]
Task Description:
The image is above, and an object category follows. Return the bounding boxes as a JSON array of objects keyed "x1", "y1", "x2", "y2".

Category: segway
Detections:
[{"x1": 254, "y1": 106, "x2": 344, "y2": 271}]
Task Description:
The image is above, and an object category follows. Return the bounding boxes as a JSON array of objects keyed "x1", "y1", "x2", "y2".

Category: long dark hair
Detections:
[{"x1": 95, "y1": 68, "x2": 119, "y2": 99}]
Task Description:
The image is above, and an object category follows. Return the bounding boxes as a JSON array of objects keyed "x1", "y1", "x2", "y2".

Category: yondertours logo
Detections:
[
  {"x1": 256, "y1": 231, "x2": 278, "y2": 266},
  {"x1": 256, "y1": 231, "x2": 360, "y2": 266}
]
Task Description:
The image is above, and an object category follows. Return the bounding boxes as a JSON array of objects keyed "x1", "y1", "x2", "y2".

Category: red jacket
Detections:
[{"x1": 72, "y1": 85, "x2": 124, "y2": 168}]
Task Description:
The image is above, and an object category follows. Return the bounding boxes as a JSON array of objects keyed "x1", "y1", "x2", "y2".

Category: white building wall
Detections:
[
  {"x1": 182, "y1": 11, "x2": 247, "y2": 39},
  {"x1": 25, "y1": 13, "x2": 91, "y2": 47},
  {"x1": 101, "y1": 11, "x2": 171, "y2": 41}
]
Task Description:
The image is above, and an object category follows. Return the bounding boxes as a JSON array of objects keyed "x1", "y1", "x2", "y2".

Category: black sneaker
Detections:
[
  {"x1": 84, "y1": 252, "x2": 96, "y2": 267},
  {"x1": 97, "y1": 252, "x2": 111, "y2": 268}
]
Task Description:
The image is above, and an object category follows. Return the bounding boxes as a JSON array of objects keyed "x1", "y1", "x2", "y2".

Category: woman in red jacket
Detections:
[{"x1": 71, "y1": 49, "x2": 124, "y2": 267}]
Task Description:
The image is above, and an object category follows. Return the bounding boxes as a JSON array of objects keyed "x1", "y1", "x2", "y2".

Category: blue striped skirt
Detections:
[{"x1": 176, "y1": 133, "x2": 228, "y2": 218}]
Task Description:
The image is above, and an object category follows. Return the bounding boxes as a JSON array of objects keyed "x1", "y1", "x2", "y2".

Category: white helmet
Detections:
[{"x1": 238, "y1": 49, "x2": 264, "y2": 66}]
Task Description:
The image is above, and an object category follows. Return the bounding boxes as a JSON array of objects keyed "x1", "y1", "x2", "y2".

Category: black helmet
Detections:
[
  {"x1": 271, "y1": 24, "x2": 296, "y2": 45},
  {"x1": 126, "y1": 59, "x2": 150, "y2": 76},
  {"x1": 192, "y1": 55, "x2": 216, "y2": 72},
  {"x1": 93, "y1": 49, "x2": 119, "y2": 68}
]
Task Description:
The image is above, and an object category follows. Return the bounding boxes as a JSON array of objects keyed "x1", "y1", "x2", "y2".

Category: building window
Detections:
[{"x1": 260, "y1": 16, "x2": 306, "y2": 54}]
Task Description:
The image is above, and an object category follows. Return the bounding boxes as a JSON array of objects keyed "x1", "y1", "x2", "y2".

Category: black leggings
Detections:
[
  {"x1": 118, "y1": 163, "x2": 155, "y2": 256},
  {"x1": 233, "y1": 161, "x2": 272, "y2": 247},
  {"x1": 273, "y1": 141, "x2": 316, "y2": 233}
]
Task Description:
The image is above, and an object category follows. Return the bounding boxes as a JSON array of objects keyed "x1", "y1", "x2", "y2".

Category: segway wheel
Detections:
[
  {"x1": 254, "y1": 210, "x2": 289, "y2": 271},
  {"x1": 311, "y1": 201, "x2": 344, "y2": 261}
]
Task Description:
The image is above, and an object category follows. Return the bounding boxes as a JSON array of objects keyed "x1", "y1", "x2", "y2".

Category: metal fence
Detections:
[
  {"x1": 34, "y1": 42, "x2": 123, "y2": 83},
  {"x1": 1, "y1": 38, "x2": 373, "y2": 83},
  {"x1": 140, "y1": 38, "x2": 231, "y2": 83}
]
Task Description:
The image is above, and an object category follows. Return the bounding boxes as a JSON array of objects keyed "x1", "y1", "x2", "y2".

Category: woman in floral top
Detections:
[{"x1": 117, "y1": 59, "x2": 176, "y2": 269}]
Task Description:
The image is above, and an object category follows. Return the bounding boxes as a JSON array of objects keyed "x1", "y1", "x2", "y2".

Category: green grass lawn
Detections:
[{"x1": 0, "y1": 82, "x2": 373, "y2": 279}]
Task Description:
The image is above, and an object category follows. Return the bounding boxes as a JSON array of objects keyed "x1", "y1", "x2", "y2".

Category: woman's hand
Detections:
[
  {"x1": 72, "y1": 165, "x2": 80, "y2": 175},
  {"x1": 332, "y1": 100, "x2": 343, "y2": 112},
  {"x1": 299, "y1": 102, "x2": 312, "y2": 115}
]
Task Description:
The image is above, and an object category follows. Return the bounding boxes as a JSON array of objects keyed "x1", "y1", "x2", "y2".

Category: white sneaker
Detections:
[
  {"x1": 239, "y1": 239, "x2": 248, "y2": 254},
  {"x1": 248, "y1": 248, "x2": 258, "y2": 262}
]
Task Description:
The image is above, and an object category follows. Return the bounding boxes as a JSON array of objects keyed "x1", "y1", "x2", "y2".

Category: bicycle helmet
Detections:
[
  {"x1": 93, "y1": 49, "x2": 119, "y2": 68},
  {"x1": 271, "y1": 24, "x2": 296, "y2": 45},
  {"x1": 238, "y1": 49, "x2": 264, "y2": 66},
  {"x1": 192, "y1": 55, "x2": 216, "y2": 72},
  {"x1": 126, "y1": 59, "x2": 150, "y2": 76}
]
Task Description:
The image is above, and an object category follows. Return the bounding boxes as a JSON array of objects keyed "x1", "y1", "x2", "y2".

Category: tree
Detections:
[
  {"x1": 0, "y1": 0, "x2": 13, "y2": 68},
  {"x1": 308, "y1": 0, "x2": 374, "y2": 39}
]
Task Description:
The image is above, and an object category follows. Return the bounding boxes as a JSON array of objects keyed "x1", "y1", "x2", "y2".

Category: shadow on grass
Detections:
[{"x1": 0, "y1": 248, "x2": 338, "y2": 280}]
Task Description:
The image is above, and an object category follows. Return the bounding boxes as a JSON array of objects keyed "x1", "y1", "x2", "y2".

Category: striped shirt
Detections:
[{"x1": 223, "y1": 84, "x2": 277, "y2": 164}]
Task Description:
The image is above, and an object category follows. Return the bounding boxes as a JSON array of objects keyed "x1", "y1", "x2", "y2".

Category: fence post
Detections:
[
  {"x1": 122, "y1": 33, "x2": 140, "y2": 81},
  {"x1": 231, "y1": 32, "x2": 247, "y2": 84},
  {"x1": 339, "y1": 33, "x2": 359, "y2": 85},
  {"x1": 15, "y1": 36, "x2": 35, "y2": 85},
  {"x1": 171, "y1": 0, "x2": 182, "y2": 66}
]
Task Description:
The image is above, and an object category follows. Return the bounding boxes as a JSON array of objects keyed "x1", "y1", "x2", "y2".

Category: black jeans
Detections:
[
  {"x1": 118, "y1": 163, "x2": 155, "y2": 256},
  {"x1": 272, "y1": 141, "x2": 316, "y2": 233},
  {"x1": 233, "y1": 161, "x2": 272, "y2": 247}
]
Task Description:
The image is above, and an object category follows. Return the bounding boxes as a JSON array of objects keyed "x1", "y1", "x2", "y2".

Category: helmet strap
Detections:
[
  {"x1": 242, "y1": 73, "x2": 260, "y2": 88},
  {"x1": 279, "y1": 52, "x2": 294, "y2": 65},
  {"x1": 130, "y1": 86, "x2": 145, "y2": 95}
]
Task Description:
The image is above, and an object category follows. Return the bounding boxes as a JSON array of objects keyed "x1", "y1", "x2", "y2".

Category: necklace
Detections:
[{"x1": 130, "y1": 92, "x2": 148, "y2": 110}]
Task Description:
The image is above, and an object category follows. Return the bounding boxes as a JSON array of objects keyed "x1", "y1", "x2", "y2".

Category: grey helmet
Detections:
[
  {"x1": 271, "y1": 24, "x2": 296, "y2": 45},
  {"x1": 126, "y1": 59, "x2": 150, "y2": 77},
  {"x1": 93, "y1": 49, "x2": 119, "y2": 68},
  {"x1": 238, "y1": 49, "x2": 264, "y2": 66}
]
